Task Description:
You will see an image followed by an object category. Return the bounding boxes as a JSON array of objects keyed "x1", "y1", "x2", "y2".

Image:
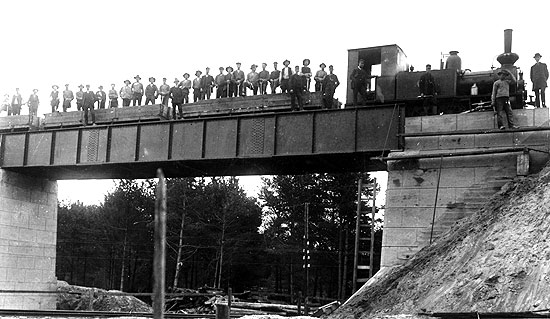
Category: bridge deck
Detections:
[{"x1": 0, "y1": 105, "x2": 403, "y2": 179}]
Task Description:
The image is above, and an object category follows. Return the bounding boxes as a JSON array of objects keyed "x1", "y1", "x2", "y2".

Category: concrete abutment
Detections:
[
  {"x1": 0, "y1": 169, "x2": 57, "y2": 309},
  {"x1": 381, "y1": 108, "x2": 550, "y2": 267}
]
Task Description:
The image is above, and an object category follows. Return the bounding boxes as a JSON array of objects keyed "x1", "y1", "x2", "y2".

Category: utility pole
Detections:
[
  {"x1": 153, "y1": 169, "x2": 167, "y2": 319},
  {"x1": 303, "y1": 202, "x2": 310, "y2": 315}
]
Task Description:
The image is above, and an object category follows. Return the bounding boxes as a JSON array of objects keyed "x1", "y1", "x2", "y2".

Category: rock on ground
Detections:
[
  {"x1": 57, "y1": 280, "x2": 152, "y2": 312},
  {"x1": 330, "y1": 165, "x2": 550, "y2": 318}
]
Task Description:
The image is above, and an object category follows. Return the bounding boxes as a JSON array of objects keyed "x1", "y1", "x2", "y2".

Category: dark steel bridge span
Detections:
[{"x1": 0, "y1": 105, "x2": 403, "y2": 179}]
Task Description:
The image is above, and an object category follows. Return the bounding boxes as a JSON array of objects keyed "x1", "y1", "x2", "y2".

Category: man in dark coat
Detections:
[
  {"x1": 418, "y1": 64, "x2": 438, "y2": 115},
  {"x1": 350, "y1": 59, "x2": 370, "y2": 105},
  {"x1": 144, "y1": 77, "x2": 158, "y2": 105},
  {"x1": 289, "y1": 65, "x2": 306, "y2": 111},
  {"x1": 82, "y1": 85, "x2": 96, "y2": 125},
  {"x1": 530, "y1": 53, "x2": 549, "y2": 108},
  {"x1": 200, "y1": 67, "x2": 215, "y2": 100},
  {"x1": 10, "y1": 88, "x2": 23, "y2": 115},
  {"x1": 322, "y1": 65, "x2": 340, "y2": 109},
  {"x1": 170, "y1": 78, "x2": 184, "y2": 119}
]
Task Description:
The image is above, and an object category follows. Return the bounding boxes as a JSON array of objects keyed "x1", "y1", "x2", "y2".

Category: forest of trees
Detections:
[{"x1": 56, "y1": 173, "x2": 383, "y2": 301}]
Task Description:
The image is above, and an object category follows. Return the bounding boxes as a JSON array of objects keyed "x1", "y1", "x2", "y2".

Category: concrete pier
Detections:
[{"x1": 0, "y1": 170, "x2": 57, "y2": 309}]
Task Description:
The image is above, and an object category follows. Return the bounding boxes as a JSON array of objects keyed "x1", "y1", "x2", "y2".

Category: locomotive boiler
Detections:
[{"x1": 346, "y1": 29, "x2": 526, "y2": 116}]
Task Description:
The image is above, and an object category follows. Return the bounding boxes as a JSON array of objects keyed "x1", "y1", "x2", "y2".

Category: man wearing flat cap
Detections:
[
  {"x1": 10, "y1": 88, "x2": 22, "y2": 115},
  {"x1": 28, "y1": 89, "x2": 40, "y2": 116},
  {"x1": 170, "y1": 78, "x2": 185, "y2": 119},
  {"x1": 108, "y1": 84, "x2": 119, "y2": 108},
  {"x1": 50, "y1": 85, "x2": 60, "y2": 113},
  {"x1": 322, "y1": 65, "x2": 340, "y2": 109},
  {"x1": 132, "y1": 75, "x2": 144, "y2": 106},
  {"x1": 492, "y1": 69, "x2": 519, "y2": 130},
  {"x1": 258, "y1": 63, "x2": 270, "y2": 95},
  {"x1": 530, "y1": 53, "x2": 549, "y2": 108},
  {"x1": 233, "y1": 62, "x2": 245, "y2": 97},
  {"x1": 269, "y1": 62, "x2": 280, "y2": 94},
  {"x1": 82, "y1": 85, "x2": 97, "y2": 125},
  {"x1": 201, "y1": 68, "x2": 215, "y2": 100},
  {"x1": 159, "y1": 78, "x2": 170, "y2": 107},
  {"x1": 75, "y1": 85, "x2": 84, "y2": 111},
  {"x1": 145, "y1": 77, "x2": 158, "y2": 105},
  {"x1": 62, "y1": 84, "x2": 73, "y2": 112},
  {"x1": 215, "y1": 67, "x2": 226, "y2": 98}
]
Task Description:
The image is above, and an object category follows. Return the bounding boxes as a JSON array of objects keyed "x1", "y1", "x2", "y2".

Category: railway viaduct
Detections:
[{"x1": 0, "y1": 105, "x2": 549, "y2": 309}]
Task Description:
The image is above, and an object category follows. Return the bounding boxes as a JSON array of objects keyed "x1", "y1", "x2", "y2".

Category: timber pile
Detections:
[{"x1": 329, "y1": 163, "x2": 550, "y2": 318}]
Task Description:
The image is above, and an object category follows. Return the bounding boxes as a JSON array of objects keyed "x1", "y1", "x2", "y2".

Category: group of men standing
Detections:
[{"x1": 2, "y1": 59, "x2": 340, "y2": 122}]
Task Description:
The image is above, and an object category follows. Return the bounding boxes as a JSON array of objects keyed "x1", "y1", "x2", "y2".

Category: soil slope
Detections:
[{"x1": 330, "y1": 166, "x2": 550, "y2": 318}]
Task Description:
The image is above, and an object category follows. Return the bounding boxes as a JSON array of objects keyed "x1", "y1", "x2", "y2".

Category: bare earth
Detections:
[{"x1": 330, "y1": 165, "x2": 550, "y2": 319}]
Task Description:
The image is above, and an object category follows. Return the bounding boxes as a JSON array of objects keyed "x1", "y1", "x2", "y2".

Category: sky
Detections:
[{"x1": 2, "y1": 0, "x2": 549, "y2": 204}]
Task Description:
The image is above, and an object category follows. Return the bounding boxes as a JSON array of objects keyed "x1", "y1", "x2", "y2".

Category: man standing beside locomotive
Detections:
[
  {"x1": 492, "y1": 69, "x2": 519, "y2": 130},
  {"x1": 350, "y1": 59, "x2": 369, "y2": 106},
  {"x1": 418, "y1": 64, "x2": 438, "y2": 115},
  {"x1": 530, "y1": 53, "x2": 549, "y2": 108}
]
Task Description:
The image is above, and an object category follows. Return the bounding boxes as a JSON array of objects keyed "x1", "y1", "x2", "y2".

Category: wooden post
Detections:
[
  {"x1": 153, "y1": 169, "x2": 167, "y2": 319},
  {"x1": 227, "y1": 287, "x2": 232, "y2": 317},
  {"x1": 297, "y1": 291, "x2": 302, "y2": 315}
]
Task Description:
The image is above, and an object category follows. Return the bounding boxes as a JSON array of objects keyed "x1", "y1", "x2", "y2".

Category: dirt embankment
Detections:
[{"x1": 330, "y1": 166, "x2": 550, "y2": 319}]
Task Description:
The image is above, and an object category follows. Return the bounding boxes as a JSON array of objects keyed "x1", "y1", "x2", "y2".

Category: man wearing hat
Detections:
[
  {"x1": 132, "y1": 75, "x2": 144, "y2": 106},
  {"x1": 170, "y1": 78, "x2": 185, "y2": 119},
  {"x1": 245, "y1": 64, "x2": 259, "y2": 96},
  {"x1": 530, "y1": 53, "x2": 549, "y2": 108},
  {"x1": 28, "y1": 89, "x2": 40, "y2": 116},
  {"x1": 62, "y1": 84, "x2": 74, "y2": 112},
  {"x1": 269, "y1": 62, "x2": 281, "y2": 94},
  {"x1": 225, "y1": 66, "x2": 235, "y2": 97},
  {"x1": 144, "y1": 77, "x2": 158, "y2": 105},
  {"x1": 193, "y1": 71, "x2": 203, "y2": 102},
  {"x1": 322, "y1": 65, "x2": 340, "y2": 109},
  {"x1": 159, "y1": 78, "x2": 171, "y2": 106},
  {"x1": 96, "y1": 86, "x2": 106, "y2": 109},
  {"x1": 10, "y1": 88, "x2": 22, "y2": 115},
  {"x1": 418, "y1": 64, "x2": 438, "y2": 115},
  {"x1": 75, "y1": 85, "x2": 85, "y2": 111},
  {"x1": 302, "y1": 58, "x2": 312, "y2": 91},
  {"x1": 200, "y1": 67, "x2": 215, "y2": 100},
  {"x1": 314, "y1": 63, "x2": 327, "y2": 92},
  {"x1": 289, "y1": 65, "x2": 307, "y2": 111},
  {"x1": 258, "y1": 63, "x2": 270, "y2": 95},
  {"x1": 233, "y1": 62, "x2": 245, "y2": 97},
  {"x1": 120, "y1": 80, "x2": 133, "y2": 107},
  {"x1": 180, "y1": 73, "x2": 192, "y2": 104},
  {"x1": 492, "y1": 69, "x2": 519, "y2": 130},
  {"x1": 82, "y1": 85, "x2": 97, "y2": 125},
  {"x1": 280, "y1": 59, "x2": 292, "y2": 93},
  {"x1": 215, "y1": 67, "x2": 226, "y2": 98},
  {"x1": 108, "y1": 84, "x2": 119, "y2": 108},
  {"x1": 50, "y1": 85, "x2": 60, "y2": 113}
]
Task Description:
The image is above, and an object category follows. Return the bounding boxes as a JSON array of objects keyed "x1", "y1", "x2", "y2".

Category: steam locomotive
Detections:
[
  {"x1": 0, "y1": 29, "x2": 527, "y2": 132},
  {"x1": 345, "y1": 29, "x2": 527, "y2": 116}
]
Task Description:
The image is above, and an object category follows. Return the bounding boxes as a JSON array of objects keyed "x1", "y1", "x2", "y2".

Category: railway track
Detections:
[{"x1": 0, "y1": 309, "x2": 240, "y2": 318}]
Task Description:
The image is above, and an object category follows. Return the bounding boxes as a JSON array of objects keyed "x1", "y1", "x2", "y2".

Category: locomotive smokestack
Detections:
[
  {"x1": 497, "y1": 28, "x2": 519, "y2": 66},
  {"x1": 504, "y1": 29, "x2": 513, "y2": 53}
]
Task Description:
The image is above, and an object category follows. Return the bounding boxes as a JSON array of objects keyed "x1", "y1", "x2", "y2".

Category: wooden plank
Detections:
[{"x1": 0, "y1": 115, "x2": 31, "y2": 131}]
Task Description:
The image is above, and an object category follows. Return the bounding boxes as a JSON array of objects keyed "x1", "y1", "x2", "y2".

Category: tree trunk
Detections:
[
  {"x1": 173, "y1": 197, "x2": 186, "y2": 289},
  {"x1": 119, "y1": 231, "x2": 127, "y2": 292},
  {"x1": 342, "y1": 224, "x2": 349, "y2": 298},
  {"x1": 337, "y1": 223, "x2": 343, "y2": 300},
  {"x1": 289, "y1": 255, "x2": 294, "y2": 303}
]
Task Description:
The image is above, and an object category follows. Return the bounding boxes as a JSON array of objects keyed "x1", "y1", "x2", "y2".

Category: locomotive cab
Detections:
[{"x1": 346, "y1": 44, "x2": 408, "y2": 105}]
